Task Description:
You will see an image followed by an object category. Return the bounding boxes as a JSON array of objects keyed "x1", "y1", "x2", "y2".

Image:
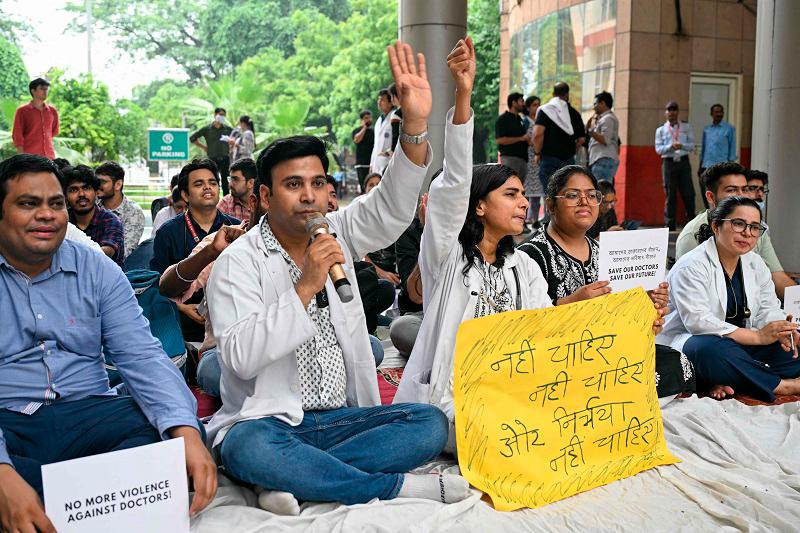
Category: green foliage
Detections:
[
  {"x1": 468, "y1": 0, "x2": 501, "y2": 163},
  {"x1": 0, "y1": 37, "x2": 29, "y2": 105}
]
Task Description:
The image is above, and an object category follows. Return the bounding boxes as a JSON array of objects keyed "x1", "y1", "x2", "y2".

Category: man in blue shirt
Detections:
[
  {"x1": 698, "y1": 103, "x2": 736, "y2": 208},
  {"x1": 654, "y1": 101, "x2": 696, "y2": 230},
  {"x1": 0, "y1": 154, "x2": 217, "y2": 531},
  {"x1": 150, "y1": 158, "x2": 239, "y2": 341}
]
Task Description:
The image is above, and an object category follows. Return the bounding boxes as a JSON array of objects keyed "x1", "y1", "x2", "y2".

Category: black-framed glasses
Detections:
[
  {"x1": 554, "y1": 189, "x2": 603, "y2": 206},
  {"x1": 721, "y1": 218, "x2": 766, "y2": 236},
  {"x1": 745, "y1": 185, "x2": 769, "y2": 194}
]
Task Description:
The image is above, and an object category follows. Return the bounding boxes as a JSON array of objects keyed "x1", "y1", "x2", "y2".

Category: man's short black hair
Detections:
[
  {"x1": 702, "y1": 161, "x2": 748, "y2": 195},
  {"x1": 747, "y1": 169, "x2": 768, "y2": 184},
  {"x1": 378, "y1": 88, "x2": 391, "y2": 101},
  {"x1": 553, "y1": 82, "x2": 570, "y2": 98},
  {"x1": 507, "y1": 92, "x2": 524, "y2": 108},
  {"x1": 214, "y1": 107, "x2": 226, "y2": 115},
  {"x1": 28, "y1": 78, "x2": 50, "y2": 96},
  {"x1": 63, "y1": 164, "x2": 100, "y2": 190},
  {"x1": 170, "y1": 174, "x2": 180, "y2": 190},
  {"x1": 230, "y1": 158, "x2": 257, "y2": 181},
  {"x1": 256, "y1": 135, "x2": 328, "y2": 190},
  {"x1": 0, "y1": 154, "x2": 63, "y2": 218},
  {"x1": 52, "y1": 158, "x2": 71, "y2": 171},
  {"x1": 178, "y1": 158, "x2": 220, "y2": 195},
  {"x1": 595, "y1": 91, "x2": 613, "y2": 108},
  {"x1": 359, "y1": 109, "x2": 372, "y2": 119},
  {"x1": 710, "y1": 103, "x2": 724, "y2": 113},
  {"x1": 171, "y1": 187, "x2": 184, "y2": 204},
  {"x1": 598, "y1": 180, "x2": 616, "y2": 195},
  {"x1": 95, "y1": 161, "x2": 125, "y2": 182},
  {"x1": 388, "y1": 83, "x2": 398, "y2": 98}
]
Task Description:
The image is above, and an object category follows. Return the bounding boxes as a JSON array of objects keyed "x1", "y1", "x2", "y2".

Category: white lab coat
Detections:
[
  {"x1": 394, "y1": 108, "x2": 553, "y2": 426},
  {"x1": 205, "y1": 141, "x2": 431, "y2": 447},
  {"x1": 656, "y1": 237, "x2": 785, "y2": 353},
  {"x1": 369, "y1": 109, "x2": 396, "y2": 175}
]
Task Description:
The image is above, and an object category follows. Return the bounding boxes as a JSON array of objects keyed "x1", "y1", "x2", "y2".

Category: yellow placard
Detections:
[{"x1": 454, "y1": 288, "x2": 679, "y2": 511}]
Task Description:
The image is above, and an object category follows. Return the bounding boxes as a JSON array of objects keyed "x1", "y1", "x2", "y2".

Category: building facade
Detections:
[{"x1": 500, "y1": 0, "x2": 757, "y2": 225}]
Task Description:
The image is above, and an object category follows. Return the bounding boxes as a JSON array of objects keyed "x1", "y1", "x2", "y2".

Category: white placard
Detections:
[
  {"x1": 597, "y1": 227, "x2": 669, "y2": 292},
  {"x1": 783, "y1": 284, "x2": 800, "y2": 326},
  {"x1": 42, "y1": 438, "x2": 189, "y2": 533}
]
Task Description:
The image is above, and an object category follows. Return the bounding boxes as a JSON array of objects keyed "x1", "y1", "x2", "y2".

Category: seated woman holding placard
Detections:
[
  {"x1": 394, "y1": 44, "x2": 666, "y2": 451},
  {"x1": 517, "y1": 165, "x2": 695, "y2": 399},
  {"x1": 657, "y1": 196, "x2": 800, "y2": 401}
]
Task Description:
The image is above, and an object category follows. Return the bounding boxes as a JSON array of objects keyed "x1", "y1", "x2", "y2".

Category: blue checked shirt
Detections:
[
  {"x1": 0, "y1": 240, "x2": 199, "y2": 466},
  {"x1": 700, "y1": 121, "x2": 736, "y2": 168}
]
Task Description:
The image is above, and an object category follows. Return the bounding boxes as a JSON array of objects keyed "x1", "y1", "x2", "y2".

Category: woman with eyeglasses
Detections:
[
  {"x1": 518, "y1": 165, "x2": 695, "y2": 399},
  {"x1": 657, "y1": 196, "x2": 800, "y2": 401}
]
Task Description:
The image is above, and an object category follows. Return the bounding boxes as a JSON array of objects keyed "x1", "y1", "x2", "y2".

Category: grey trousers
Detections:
[{"x1": 389, "y1": 312, "x2": 424, "y2": 358}]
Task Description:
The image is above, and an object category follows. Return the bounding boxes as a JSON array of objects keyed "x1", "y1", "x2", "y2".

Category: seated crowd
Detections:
[{"x1": 2, "y1": 37, "x2": 799, "y2": 532}]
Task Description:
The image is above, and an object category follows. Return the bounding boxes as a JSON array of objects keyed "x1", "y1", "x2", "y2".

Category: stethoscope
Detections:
[{"x1": 724, "y1": 267, "x2": 751, "y2": 320}]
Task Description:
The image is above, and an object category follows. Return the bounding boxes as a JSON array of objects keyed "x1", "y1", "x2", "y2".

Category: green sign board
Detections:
[{"x1": 147, "y1": 128, "x2": 190, "y2": 161}]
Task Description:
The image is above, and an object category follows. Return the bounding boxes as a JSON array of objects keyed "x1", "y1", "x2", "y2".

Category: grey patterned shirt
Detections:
[
  {"x1": 105, "y1": 195, "x2": 146, "y2": 259},
  {"x1": 260, "y1": 217, "x2": 347, "y2": 410}
]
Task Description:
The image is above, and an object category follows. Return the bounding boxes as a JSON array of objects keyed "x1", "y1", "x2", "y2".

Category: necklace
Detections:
[{"x1": 474, "y1": 260, "x2": 513, "y2": 318}]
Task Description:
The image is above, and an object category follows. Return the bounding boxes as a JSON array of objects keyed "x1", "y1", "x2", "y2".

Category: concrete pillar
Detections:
[
  {"x1": 752, "y1": 0, "x2": 800, "y2": 271},
  {"x1": 399, "y1": 0, "x2": 467, "y2": 187}
]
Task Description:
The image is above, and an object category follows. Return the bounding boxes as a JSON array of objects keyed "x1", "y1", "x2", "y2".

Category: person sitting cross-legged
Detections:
[
  {"x1": 0, "y1": 154, "x2": 216, "y2": 532},
  {"x1": 204, "y1": 40, "x2": 471, "y2": 506}
]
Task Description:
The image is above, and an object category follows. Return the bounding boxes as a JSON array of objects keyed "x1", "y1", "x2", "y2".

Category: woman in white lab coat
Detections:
[{"x1": 657, "y1": 196, "x2": 800, "y2": 401}]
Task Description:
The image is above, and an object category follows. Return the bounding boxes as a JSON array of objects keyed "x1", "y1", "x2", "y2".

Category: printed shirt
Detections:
[
  {"x1": 217, "y1": 194, "x2": 252, "y2": 223},
  {"x1": 700, "y1": 121, "x2": 736, "y2": 167},
  {"x1": 260, "y1": 217, "x2": 347, "y2": 411},
  {"x1": 518, "y1": 225, "x2": 600, "y2": 303},
  {"x1": 12, "y1": 102, "x2": 59, "y2": 159},
  {"x1": 104, "y1": 195, "x2": 146, "y2": 259},
  {"x1": 69, "y1": 206, "x2": 125, "y2": 267},
  {"x1": 0, "y1": 240, "x2": 200, "y2": 466}
]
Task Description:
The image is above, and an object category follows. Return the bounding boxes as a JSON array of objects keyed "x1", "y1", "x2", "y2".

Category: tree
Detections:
[
  {"x1": 468, "y1": 0, "x2": 501, "y2": 163},
  {"x1": 0, "y1": 37, "x2": 28, "y2": 104}
]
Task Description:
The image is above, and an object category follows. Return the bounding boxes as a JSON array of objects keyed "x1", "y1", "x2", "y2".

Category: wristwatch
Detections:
[{"x1": 399, "y1": 129, "x2": 429, "y2": 145}]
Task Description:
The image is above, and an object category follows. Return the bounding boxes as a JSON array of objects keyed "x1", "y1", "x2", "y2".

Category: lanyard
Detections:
[
  {"x1": 184, "y1": 211, "x2": 201, "y2": 243},
  {"x1": 667, "y1": 122, "x2": 680, "y2": 142}
]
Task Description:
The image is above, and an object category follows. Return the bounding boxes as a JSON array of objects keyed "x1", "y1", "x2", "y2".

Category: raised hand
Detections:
[
  {"x1": 447, "y1": 37, "x2": 476, "y2": 94},
  {"x1": 387, "y1": 40, "x2": 432, "y2": 133}
]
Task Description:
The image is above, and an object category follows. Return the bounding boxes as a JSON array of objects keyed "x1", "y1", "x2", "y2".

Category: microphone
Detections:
[{"x1": 305, "y1": 213, "x2": 354, "y2": 303}]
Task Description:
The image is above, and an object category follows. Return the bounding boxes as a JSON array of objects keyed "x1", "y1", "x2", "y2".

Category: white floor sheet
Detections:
[{"x1": 191, "y1": 397, "x2": 800, "y2": 532}]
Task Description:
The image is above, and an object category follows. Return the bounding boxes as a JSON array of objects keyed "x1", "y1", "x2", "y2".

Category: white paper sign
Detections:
[
  {"x1": 783, "y1": 284, "x2": 800, "y2": 326},
  {"x1": 597, "y1": 227, "x2": 669, "y2": 292},
  {"x1": 43, "y1": 438, "x2": 189, "y2": 533}
]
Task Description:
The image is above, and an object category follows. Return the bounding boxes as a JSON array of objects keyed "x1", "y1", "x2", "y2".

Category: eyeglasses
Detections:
[
  {"x1": 721, "y1": 218, "x2": 766, "y2": 236},
  {"x1": 554, "y1": 189, "x2": 603, "y2": 206},
  {"x1": 745, "y1": 185, "x2": 769, "y2": 194}
]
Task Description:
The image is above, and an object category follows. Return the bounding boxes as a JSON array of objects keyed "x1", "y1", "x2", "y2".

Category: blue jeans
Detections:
[
  {"x1": 539, "y1": 155, "x2": 575, "y2": 192},
  {"x1": 219, "y1": 403, "x2": 448, "y2": 504},
  {"x1": 198, "y1": 340, "x2": 386, "y2": 398},
  {"x1": 590, "y1": 157, "x2": 619, "y2": 184},
  {"x1": 0, "y1": 396, "x2": 163, "y2": 496},
  {"x1": 683, "y1": 335, "x2": 800, "y2": 402}
]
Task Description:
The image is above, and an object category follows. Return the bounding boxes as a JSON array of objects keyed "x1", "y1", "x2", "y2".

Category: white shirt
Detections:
[
  {"x1": 369, "y1": 109, "x2": 396, "y2": 175},
  {"x1": 205, "y1": 139, "x2": 431, "y2": 447},
  {"x1": 656, "y1": 237, "x2": 785, "y2": 353},
  {"x1": 65, "y1": 222, "x2": 102, "y2": 252},
  {"x1": 394, "y1": 108, "x2": 553, "y2": 430}
]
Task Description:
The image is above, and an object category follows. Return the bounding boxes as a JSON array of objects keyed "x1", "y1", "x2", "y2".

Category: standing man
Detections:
[
  {"x1": 495, "y1": 92, "x2": 528, "y2": 186},
  {"x1": 532, "y1": 82, "x2": 586, "y2": 193},
  {"x1": 698, "y1": 103, "x2": 736, "y2": 208},
  {"x1": 655, "y1": 101, "x2": 695, "y2": 230},
  {"x1": 369, "y1": 89, "x2": 396, "y2": 176},
  {"x1": 352, "y1": 110, "x2": 374, "y2": 192},
  {"x1": 218, "y1": 158, "x2": 255, "y2": 222},
  {"x1": 190, "y1": 107, "x2": 233, "y2": 195},
  {"x1": 95, "y1": 161, "x2": 145, "y2": 259},
  {"x1": 150, "y1": 159, "x2": 239, "y2": 342},
  {"x1": 12, "y1": 78, "x2": 59, "y2": 159},
  {"x1": 586, "y1": 91, "x2": 620, "y2": 183},
  {"x1": 64, "y1": 165, "x2": 125, "y2": 267}
]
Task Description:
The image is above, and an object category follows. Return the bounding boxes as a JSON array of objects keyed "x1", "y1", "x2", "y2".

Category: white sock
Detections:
[
  {"x1": 397, "y1": 473, "x2": 471, "y2": 504},
  {"x1": 255, "y1": 487, "x2": 301, "y2": 516}
]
